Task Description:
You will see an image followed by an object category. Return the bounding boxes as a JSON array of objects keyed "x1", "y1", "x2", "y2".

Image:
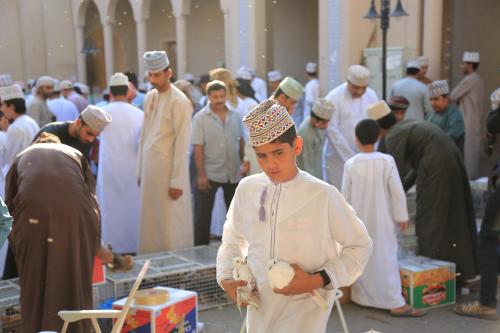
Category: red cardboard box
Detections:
[
  {"x1": 92, "y1": 257, "x2": 106, "y2": 285},
  {"x1": 112, "y1": 287, "x2": 197, "y2": 333}
]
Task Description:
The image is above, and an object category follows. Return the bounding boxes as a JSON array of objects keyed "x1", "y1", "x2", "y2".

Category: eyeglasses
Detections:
[{"x1": 259, "y1": 188, "x2": 267, "y2": 222}]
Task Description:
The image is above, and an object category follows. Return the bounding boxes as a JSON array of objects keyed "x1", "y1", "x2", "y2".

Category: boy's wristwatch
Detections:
[{"x1": 315, "y1": 269, "x2": 331, "y2": 288}]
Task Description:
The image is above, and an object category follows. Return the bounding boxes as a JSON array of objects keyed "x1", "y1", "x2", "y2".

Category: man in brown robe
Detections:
[{"x1": 5, "y1": 133, "x2": 112, "y2": 333}]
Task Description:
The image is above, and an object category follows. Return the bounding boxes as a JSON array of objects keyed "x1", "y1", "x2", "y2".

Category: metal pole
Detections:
[{"x1": 381, "y1": 0, "x2": 390, "y2": 100}]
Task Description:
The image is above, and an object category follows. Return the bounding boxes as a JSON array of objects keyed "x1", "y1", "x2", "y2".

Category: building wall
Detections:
[
  {"x1": 0, "y1": 0, "x2": 77, "y2": 82},
  {"x1": 146, "y1": 0, "x2": 176, "y2": 51},
  {"x1": 41, "y1": 0, "x2": 78, "y2": 80},
  {"x1": 114, "y1": 0, "x2": 139, "y2": 74},
  {"x1": 186, "y1": 0, "x2": 225, "y2": 77},
  {"x1": 450, "y1": 0, "x2": 500, "y2": 99},
  {"x1": 0, "y1": 0, "x2": 24, "y2": 80},
  {"x1": 266, "y1": 0, "x2": 318, "y2": 85}
]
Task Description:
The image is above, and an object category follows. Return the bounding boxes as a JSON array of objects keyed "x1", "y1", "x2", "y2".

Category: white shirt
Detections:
[
  {"x1": 323, "y1": 82, "x2": 379, "y2": 187},
  {"x1": 251, "y1": 77, "x2": 268, "y2": 102},
  {"x1": 2, "y1": 115, "x2": 39, "y2": 177},
  {"x1": 304, "y1": 78, "x2": 320, "y2": 119},
  {"x1": 342, "y1": 152, "x2": 408, "y2": 309},
  {"x1": 97, "y1": 101, "x2": 143, "y2": 253},
  {"x1": 48, "y1": 96, "x2": 79, "y2": 122},
  {"x1": 217, "y1": 170, "x2": 372, "y2": 332}
]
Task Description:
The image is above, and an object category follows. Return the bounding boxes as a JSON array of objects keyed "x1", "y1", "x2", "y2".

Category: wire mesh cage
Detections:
[
  {"x1": 92, "y1": 280, "x2": 115, "y2": 310},
  {"x1": 0, "y1": 279, "x2": 21, "y2": 333},
  {"x1": 107, "y1": 246, "x2": 230, "y2": 311}
]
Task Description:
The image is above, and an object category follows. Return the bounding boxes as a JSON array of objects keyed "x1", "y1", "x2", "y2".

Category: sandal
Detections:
[
  {"x1": 454, "y1": 301, "x2": 498, "y2": 320},
  {"x1": 390, "y1": 306, "x2": 426, "y2": 317}
]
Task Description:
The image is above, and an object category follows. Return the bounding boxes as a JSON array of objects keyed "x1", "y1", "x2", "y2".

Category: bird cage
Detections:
[
  {"x1": 106, "y1": 246, "x2": 230, "y2": 311},
  {"x1": 0, "y1": 279, "x2": 21, "y2": 333}
]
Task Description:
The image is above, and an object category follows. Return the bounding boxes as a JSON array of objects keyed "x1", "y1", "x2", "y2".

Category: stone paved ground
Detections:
[{"x1": 199, "y1": 290, "x2": 500, "y2": 333}]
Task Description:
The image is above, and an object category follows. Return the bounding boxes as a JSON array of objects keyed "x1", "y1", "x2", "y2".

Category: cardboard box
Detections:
[
  {"x1": 92, "y1": 257, "x2": 106, "y2": 285},
  {"x1": 113, "y1": 287, "x2": 197, "y2": 333},
  {"x1": 399, "y1": 257, "x2": 456, "y2": 309}
]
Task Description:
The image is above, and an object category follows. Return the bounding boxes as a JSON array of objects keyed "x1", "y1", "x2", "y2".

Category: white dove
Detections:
[
  {"x1": 268, "y1": 259, "x2": 328, "y2": 310},
  {"x1": 232, "y1": 257, "x2": 260, "y2": 314}
]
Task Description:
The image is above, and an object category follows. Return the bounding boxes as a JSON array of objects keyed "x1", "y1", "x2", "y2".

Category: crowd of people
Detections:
[{"x1": 0, "y1": 48, "x2": 498, "y2": 331}]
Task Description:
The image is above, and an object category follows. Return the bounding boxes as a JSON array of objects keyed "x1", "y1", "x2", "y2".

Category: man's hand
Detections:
[
  {"x1": 96, "y1": 246, "x2": 113, "y2": 265},
  {"x1": 398, "y1": 222, "x2": 409, "y2": 233},
  {"x1": 197, "y1": 175, "x2": 210, "y2": 192},
  {"x1": 240, "y1": 161, "x2": 250, "y2": 176},
  {"x1": 220, "y1": 279, "x2": 248, "y2": 305},
  {"x1": 0, "y1": 117, "x2": 9, "y2": 131},
  {"x1": 273, "y1": 264, "x2": 323, "y2": 296},
  {"x1": 169, "y1": 187, "x2": 183, "y2": 200}
]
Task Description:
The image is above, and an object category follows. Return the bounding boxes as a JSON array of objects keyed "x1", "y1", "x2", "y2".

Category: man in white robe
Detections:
[
  {"x1": 217, "y1": 99, "x2": 372, "y2": 333},
  {"x1": 342, "y1": 114, "x2": 424, "y2": 317},
  {"x1": 27, "y1": 76, "x2": 56, "y2": 126},
  {"x1": 303, "y1": 62, "x2": 320, "y2": 121},
  {"x1": 250, "y1": 68, "x2": 268, "y2": 102},
  {"x1": 137, "y1": 51, "x2": 193, "y2": 254},
  {"x1": 323, "y1": 65, "x2": 378, "y2": 188},
  {"x1": 450, "y1": 51, "x2": 486, "y2": 178},
  {"x1": 97, "y1": 73, "x2": 143, "y2": 254},
  {"x1": 47, "y1": 81, "x2": 79, "y2": 122},
  {"x1": 0, "y1": 85, "x2": 39, "y2": 178}
]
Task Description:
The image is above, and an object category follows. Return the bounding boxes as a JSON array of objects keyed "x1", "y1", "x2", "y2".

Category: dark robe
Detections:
[
  {"x1": 385, "y1": 120, "x2": 478, "y2": 280},
  {"x1": 5, "y1": 143, "x2": 100, "y2": 333}
]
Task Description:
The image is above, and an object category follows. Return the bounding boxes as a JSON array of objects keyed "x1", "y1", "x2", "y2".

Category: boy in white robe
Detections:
[
  {"x1": 216, "y1": 99, "x2": 373, "y2": 333},
  {"x1": 342, "y1": 118, "x2": 425, "y2": 317}
]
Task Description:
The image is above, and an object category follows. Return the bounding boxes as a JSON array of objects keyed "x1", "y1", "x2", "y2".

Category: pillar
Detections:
[
  {"x1": 74, "y1": 24, "x2": 87, "y2": 83},
  {"x1": 136, "y1": 18, "x2": 147, "y2": 80},
  {"x1": 102, "y1": 21, "x2": 114, "y2": 81},
  {"x1": 422, "y1": 0, "x2": 444, "y2": 80},
  {"x1": 174, "y1": 14, "x2": 188, "y2": 77}
]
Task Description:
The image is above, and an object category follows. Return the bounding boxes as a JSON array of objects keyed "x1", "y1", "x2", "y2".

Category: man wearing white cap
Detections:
[
  {"x1": 34, "y1": 105, "x2": 111, "y2": 159},
  {"x1": 137, "y1": 50, "x2": 193, "y2": 253},
  {"x1": 389, "y1": 60, "x2": 433, "y2": 121},
  {"x1": 416, "y1": 56, "x2": 432, "y2": 85},
  {"x1": 426, "y1": 80, "x2": 465, "y2": 153},
  {"x1": 323, "y1": 64, "x2": 378, "y2": 188},
  {"x1": 367, "y1": 100, "x2": 478, "y2": 284},
  {"x1": 47, "y1": 81, "x2": 79, "y2": 122},
  {"x1": 217, "y1": 99, "x2": 372, "y2": 333},
  {"x1": 297, "y1": 98, "x2": 334, "y2": 179},
  {"x1": 249, "y1": 68, "x2": 268, "y2": 102},
  {"x1": 27, "y1": 75, "x2": 56, "y2": 126},
  {"x1": 271, "y1": 76, "x2": 304, "y2": 115},
  {"x1": 61, "y1": 80, "x2": 89, "y2": 113},
  {"x1": 450, "y1": 51, "x2": 486, "y2": 179},
  {"x1": 303, "y1": 62, "x2": 320, "y2": 120},
  {"x1": 97, "y1": 73, "x2": 143, "y2": 254},
  {"x1": 267, "y1": 70, "x2": 283, "y2": 94},
  {"x1": 0, "y1": 84, "x2": 39, "y2": 178}
]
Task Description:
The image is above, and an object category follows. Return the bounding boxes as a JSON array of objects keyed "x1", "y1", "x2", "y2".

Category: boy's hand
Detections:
[
  {"x1": 273, "y1": 264, "x2": 323, "y2": 296},
  {"x1": 398, "y1": 222, "x2": 409, "y2": 233},
  {"x1": 220, "y1": 279, "x2": 248, "y2": 305}
]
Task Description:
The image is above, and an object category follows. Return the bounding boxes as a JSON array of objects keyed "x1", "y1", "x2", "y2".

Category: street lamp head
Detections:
[
  {"x1": 363, "y1": 0, "x2": 380, "y2": 21},
  {"x1": 391, "y1": 0, "x2": 409, "y2": 17}
]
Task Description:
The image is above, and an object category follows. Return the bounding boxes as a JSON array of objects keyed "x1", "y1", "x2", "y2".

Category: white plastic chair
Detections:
[{"x1": 58, "y1": 260, "x2": 150, "y2": 333}]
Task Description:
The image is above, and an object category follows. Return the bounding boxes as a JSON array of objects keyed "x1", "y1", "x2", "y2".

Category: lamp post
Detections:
[{"x1": 364, "y1": 0, "x2": 408, "y2": 100}]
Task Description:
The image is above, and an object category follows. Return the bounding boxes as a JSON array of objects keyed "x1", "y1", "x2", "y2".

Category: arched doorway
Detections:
[
  {"x1": 83, "y1": 0, "x2": 106, "y2": 89},
  {"x1": 113, "y1": 0, "x2": 138, "y2": 74}
]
